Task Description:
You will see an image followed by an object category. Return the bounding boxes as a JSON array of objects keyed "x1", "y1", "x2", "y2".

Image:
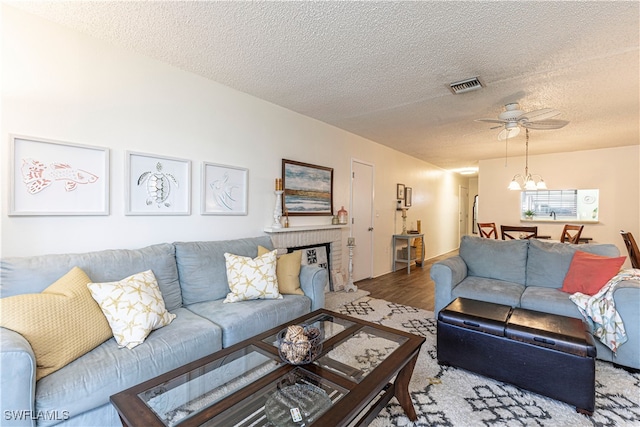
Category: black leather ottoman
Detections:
[{"x1": 437, "y1": 297, "x2": 596, "y2": 415}]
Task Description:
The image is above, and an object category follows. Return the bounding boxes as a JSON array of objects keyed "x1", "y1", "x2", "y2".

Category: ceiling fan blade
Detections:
[
  {"x1": 498, "y1": 127, "x2": 520, "y2": 140},
  {"x1": 522, "y1": 119, "x2": 570, "y2": 130},
  {"x1": 475, "y1": 118, "x2": 508, "y2": 124},
  {"x1": 518, "y1": 108, "x2": 560, "y2": 122}
]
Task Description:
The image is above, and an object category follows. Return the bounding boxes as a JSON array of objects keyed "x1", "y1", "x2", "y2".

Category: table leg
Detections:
[{"x1": 394, "y1": 351, "x2": 420, "y2": 421}]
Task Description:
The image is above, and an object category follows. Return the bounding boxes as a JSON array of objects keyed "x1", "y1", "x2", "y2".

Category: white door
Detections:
[
  {"x1": 459, "y1": 185, "x2": 469, "y2": 240},
  {"x1": 351, "y1": 160, "x2": 374, "y2": 281}
]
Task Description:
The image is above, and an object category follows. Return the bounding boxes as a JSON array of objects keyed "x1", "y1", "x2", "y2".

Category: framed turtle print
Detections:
[
  {"x1": 126, "y1": 151, "x2": 191, "y2": 215},
  {"x1": 201, "y1": 162, "x2": 248, "y2": 215},
  {"x1": 9, "y1": 135, "x2": 109, "y2": 216}
]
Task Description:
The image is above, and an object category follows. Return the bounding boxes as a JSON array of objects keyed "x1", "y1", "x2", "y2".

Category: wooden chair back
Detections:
[
  {"x1": 477, "y1": 222, "x2": 498, "y2": 239},
  {"x1": 560, "y1": 224, "x2": 584, "y2": 244},
  {"x1": 620, "y1": 230, "x2": 640, "y2": 269},
  {"x1": 501, "y1": 225, "x2": 538, "y2": 240}
]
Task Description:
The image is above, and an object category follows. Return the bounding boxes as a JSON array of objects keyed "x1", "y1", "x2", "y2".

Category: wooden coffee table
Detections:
[{"x1": 111, "y1": 309, "x2": 425, "y2": 427}]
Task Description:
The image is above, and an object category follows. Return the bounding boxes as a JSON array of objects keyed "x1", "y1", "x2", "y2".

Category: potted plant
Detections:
[{"x1": 524, "y1": 209, "x2": 535, "y2": 220}]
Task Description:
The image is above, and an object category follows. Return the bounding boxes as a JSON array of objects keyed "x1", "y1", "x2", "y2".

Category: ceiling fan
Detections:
[{"x1": 476, "y1": 102, "x2": 569, "y2": 140}]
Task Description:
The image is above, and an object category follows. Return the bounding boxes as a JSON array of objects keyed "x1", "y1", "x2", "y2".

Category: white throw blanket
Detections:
[{"x1": 570, "y1": 268, "x2": 640, "y2": 353}]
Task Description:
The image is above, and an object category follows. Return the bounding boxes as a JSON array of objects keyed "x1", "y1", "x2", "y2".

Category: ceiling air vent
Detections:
[{"x1": 449, "y1": 77, "x2": 484, "y2": 94}]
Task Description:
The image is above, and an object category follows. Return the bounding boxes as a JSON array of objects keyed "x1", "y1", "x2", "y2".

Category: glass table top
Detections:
[
  {"x1": 202, "y1": 368, "x2": 348, "y2": 427},
  {"x1": 315, "y1": 326, "x2": 408, "y2": 383},
  {"x1": 132, "y1": 311, "x2": 413, "y2": 426},
  {"x1": 138, "y1": 345, "x2": 283, "y2": 426},
  {"x1": 262, "y1": 312, "x2": 356, "y2": 347}
]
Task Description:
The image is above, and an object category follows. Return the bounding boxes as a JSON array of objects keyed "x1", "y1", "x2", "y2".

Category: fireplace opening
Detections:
[{"x1": 288, "y1": 242, "x2": 333, "y2": 291}]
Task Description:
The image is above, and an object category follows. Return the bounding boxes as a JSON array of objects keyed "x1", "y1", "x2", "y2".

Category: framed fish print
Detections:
[
  {"x1": 10, "y1": 135, "x2": 109, "y2": 216},
  {"x1": 201, "y1": 162, "x2": 248, "y2": 215},
  {"x1": 126, "y1": 151, "x2": 191, "y2": 215},
  {"x1": 282, "y1": 159, "x2": 333, "y2": 216}
]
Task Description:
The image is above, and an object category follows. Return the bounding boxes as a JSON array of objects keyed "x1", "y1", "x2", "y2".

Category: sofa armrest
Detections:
[
  {"x1": 430, "y1": 255, "x2": 469, "y2": 315},
  {"x1": 299, "y1": 265, "x2": 328, "y2": 311},
  {"x1": 1, "y1": 328, "x2": 36, "y2": 427},
  {"x1": 611, "y1": 280, "x2": 640, "y2": 369}
]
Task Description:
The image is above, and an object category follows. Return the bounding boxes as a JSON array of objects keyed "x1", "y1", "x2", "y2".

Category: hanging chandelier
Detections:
[{"x1": 508, "y1": 129, "x2": 547, "y2": 190}]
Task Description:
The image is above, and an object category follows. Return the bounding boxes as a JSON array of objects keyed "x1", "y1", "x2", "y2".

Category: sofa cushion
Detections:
[
  {"x1": 526, "y1": 239, "x2": 621, "y2": 288},
  {"x1": 459, "y1": 236, "x2": 529, "y2": 285},
  {"x1": 451, "y1": 276, "x2": 525, "y2": 308},
  {"x1": 258, "y1": 246, "x2": 304, "y2": 295},
  {"x1": 561, "y1": 251, "x2": 626, "y2": 295},
  {"x1": 520, "y1": 286, "x2": 583, "y2": 319},
  {"x1": 0, "y1": 267, "x2": 112, "y2": 380},
  {"x1": 223, "y1": 250, "x2": 282, "y2": 303},
  {"x1": 186, "y1": 295, "x2": 310, "y2": 347},
  {"x1": 175, "y1": 236, "x2": 273, "y2": 305},
  {"x1": 0, "y1": 243, "x2": 182, "y2": 312},
  {"x1": 34, "y1": 308, "x2": 221, "y2": 425},
  {"x1": 88, "y1": 270, "x2": 176, "y2": 349}
]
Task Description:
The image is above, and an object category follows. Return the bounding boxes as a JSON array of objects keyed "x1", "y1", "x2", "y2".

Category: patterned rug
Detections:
[
  {"x1": 328, "y1": 296, "x2": 640, "y2": 427},
  {"x1": 324, "y1": 289, "x2": 370, "y2": 309}
]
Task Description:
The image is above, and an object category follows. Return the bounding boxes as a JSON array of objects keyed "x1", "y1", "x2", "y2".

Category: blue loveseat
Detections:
[
  {"x1": 431, "y1": 236, "x2": 640, "y2": 371},
  {"x1": 0, "y1": 236, "x2": 327, "y2": 427}
]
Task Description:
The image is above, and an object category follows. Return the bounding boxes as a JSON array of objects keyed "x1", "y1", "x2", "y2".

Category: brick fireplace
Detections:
[{"x1": 264, "y1": 225, "x2": 346, "y2": 291}]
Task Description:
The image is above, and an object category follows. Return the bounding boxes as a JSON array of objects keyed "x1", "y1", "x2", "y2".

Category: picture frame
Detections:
[
  {"x1": 126, "y1": 151, "x2": 191, "y2": 215},
  {"x1": 282, "y1": 159, "x2": 333, "y2": 216},
  {"x1": 201, "y1": 162, "x2": 248, "y2": 215},
  {"x1": 10, "y1": 135, "x2": 109, "y2": 216},
  {"x1": 405, "y1": 187, "x2": 413, "y2": 207},
  {"x1": 397, "y1": 183, "x2": 405, "y2": 200}
]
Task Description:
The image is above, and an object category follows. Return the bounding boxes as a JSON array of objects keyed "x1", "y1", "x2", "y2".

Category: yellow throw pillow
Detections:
[
  {"x1": 223, "y1": 250, "x2": 282, "y2": 303},
  {"x1": 0, "y1": 267, "x2": 112, "y2": 380},
  {"x1": 258, "y1": 246, "x2": 304, "y2": 295},
  {"x1": 87, "y1": 270, "x2": 176, "y2": 349}
]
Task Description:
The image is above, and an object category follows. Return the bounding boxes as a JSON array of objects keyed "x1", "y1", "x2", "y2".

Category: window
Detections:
[{"x1": 521, "y1": 189, "x2": 599, "y2": 221}]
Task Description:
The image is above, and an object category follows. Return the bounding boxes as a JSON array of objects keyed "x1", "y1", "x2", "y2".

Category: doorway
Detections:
[
  {"x1": 350, "y1": 159, "x2": 374, "y2": 281},
  {"x1": 459, "y1": 185, "x2": 469, "y2": 241}
]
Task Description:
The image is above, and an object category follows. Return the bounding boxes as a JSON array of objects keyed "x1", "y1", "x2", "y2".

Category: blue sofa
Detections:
[
  {"x1": 0, "y1": 236, "x2": 327, "y2": 427},
  {"x1": 431, "y1": 236, "x2": 640, "y2": 371}
]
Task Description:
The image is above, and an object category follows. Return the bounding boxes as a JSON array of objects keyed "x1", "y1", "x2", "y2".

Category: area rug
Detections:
[
  {"x1": 328, "y1": 296, "x2": 640, "y2": 427},
  {"x1": 324, "y1": 289, "x2": 370, "y2": 309}
]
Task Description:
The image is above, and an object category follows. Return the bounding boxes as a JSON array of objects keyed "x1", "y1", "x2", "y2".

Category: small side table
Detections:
[{"x1": 392, "y1": 234, "x2": 425, "y2": 274}]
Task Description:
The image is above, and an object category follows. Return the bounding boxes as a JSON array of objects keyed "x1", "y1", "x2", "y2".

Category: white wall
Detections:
[
  {"x1": 1, "y1": 5, "x2": 466, "y2": 277},
  {"x1": 478, "y1": 145, "x2": 640, "y2": 267}
]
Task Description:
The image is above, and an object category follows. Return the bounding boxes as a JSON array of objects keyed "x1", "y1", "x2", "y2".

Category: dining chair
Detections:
[
  {"x1": 501, "y1": 225, "x2": 538, "y2": 240},
  {"x1": 477, "y1": 222, "x2": 498, "y2": 239},
  {"x1": 620, "y1": 230, "x2": 640, "y2": 269},
  {"x1": 560, "y1": 224, "x2": 584, "y2": 244}
]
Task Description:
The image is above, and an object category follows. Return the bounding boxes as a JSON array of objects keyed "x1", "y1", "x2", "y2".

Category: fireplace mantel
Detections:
[{"x1": 264, "y1": 224, "x2": 348, "y2": 233}]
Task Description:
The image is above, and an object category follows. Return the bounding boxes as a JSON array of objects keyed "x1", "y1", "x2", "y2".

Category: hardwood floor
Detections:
[{"x1": 355, "y1": 249, "x2": 458, "y2": 312}]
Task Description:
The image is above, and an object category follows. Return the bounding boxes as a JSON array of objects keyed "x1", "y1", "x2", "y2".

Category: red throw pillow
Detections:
[{"x1": 561, "y1": 251, "x2": 626, "y2": 295}]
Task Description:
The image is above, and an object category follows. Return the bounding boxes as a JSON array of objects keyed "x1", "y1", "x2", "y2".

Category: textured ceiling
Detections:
[{"x1": 8, "y1": 1, "x2": 640, "y2": 172}]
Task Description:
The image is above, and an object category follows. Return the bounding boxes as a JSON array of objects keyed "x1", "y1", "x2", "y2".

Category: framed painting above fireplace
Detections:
[{"x1": 282, "y1": 159, "x2": 333, "y2": 216}]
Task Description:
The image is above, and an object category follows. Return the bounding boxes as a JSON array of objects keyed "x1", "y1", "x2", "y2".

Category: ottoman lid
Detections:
[
  {"x1": 438, "y1": 298, "x2": 512, "y2": 337},
  {"x1": 506, "y1": 308, "x2": 596, "y2": 357}
]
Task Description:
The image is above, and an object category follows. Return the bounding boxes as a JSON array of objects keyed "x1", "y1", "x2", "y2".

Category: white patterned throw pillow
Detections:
[
  {"x1": 87, "y1": 270, "x2": 176, "y2": 349},
  {"x1": 223, "y1": 250, "x2": 282, "y2": 303}
]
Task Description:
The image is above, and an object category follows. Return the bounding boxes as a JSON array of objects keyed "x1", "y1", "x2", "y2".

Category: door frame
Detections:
[
  {"x1": 459, "y1": 185, "x2": 469, "y2": 241},
  {"x1": 350, "y1": 158, "x2": 375, "y2": 280}
]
